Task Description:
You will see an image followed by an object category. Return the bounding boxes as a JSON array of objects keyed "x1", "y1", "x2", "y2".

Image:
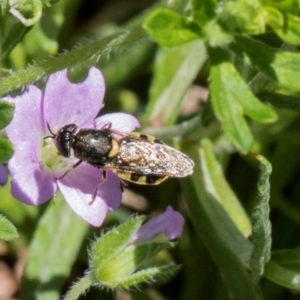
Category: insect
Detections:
[{"x1": 46, "y1": 123, "x2": 194, "y2": 185}]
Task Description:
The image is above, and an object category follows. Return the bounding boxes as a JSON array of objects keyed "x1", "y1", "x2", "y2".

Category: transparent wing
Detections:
[{"x1": 105, "y1": 138, "x2": 194, "y2": 178}]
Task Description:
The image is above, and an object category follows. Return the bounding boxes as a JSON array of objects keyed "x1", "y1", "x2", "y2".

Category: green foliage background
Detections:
[{"x1": 1, "y1": 0, "x2": 300, "y2": 299}]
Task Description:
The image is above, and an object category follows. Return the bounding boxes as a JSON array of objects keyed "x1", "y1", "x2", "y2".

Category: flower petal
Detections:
[
  {"x1": 58, "y1": 164, "x2": 122, "y2": 226},
  {"x1": 43, "y1": 67, "x2": 105, "y2": 130},
  {"x1": 0, "y1": 164, "x2": 7, "y2": 186},
  {"x1": 9, "y1": 142, "x2": 57, "y2": 205},
  {"x1": 5, "y1": 85, "x2": 45, "y2": 143},
  {"x1": 131, "y1": 206, "x2": 184, "y2": 243},
  {"x1": 95, "y1": 113, "x2": 140, "y2": 132}
]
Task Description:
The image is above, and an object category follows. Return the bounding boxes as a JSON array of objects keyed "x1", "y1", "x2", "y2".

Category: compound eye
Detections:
[
  {"x1": 108, "y1": 139, "x2": 120, "y2": 158},
  {"x1": 55, "y1": 141, "x2": 70, "y2": 157},
  {"x1": 55, "y1": 130, "x2": 71, "y2": 157}
]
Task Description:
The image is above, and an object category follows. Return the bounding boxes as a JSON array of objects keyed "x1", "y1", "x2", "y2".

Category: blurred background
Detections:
[{"x1": 1, "y1": 0, "x2": 300, "y2": 299}]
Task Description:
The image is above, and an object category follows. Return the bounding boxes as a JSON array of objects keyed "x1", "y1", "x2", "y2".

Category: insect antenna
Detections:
[{"x1": 43, "y1": 122, "x2": 56, "y2": 140}]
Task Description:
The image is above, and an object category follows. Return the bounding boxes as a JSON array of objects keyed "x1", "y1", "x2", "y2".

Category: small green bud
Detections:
[{"x1": 89, "y1": 207, "x2": 184, "y2": 289}]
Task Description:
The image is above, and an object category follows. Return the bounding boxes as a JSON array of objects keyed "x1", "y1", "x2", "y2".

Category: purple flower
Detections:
[
  {"x1": 0, "y1": 164, "x2": 7, "y2": 186},
  {"x1": 130, "y1": 206, "x2": 184, "y2": 243},
  {"x1": 4, "y1": 67, "x2": 140, "y2": 226}
]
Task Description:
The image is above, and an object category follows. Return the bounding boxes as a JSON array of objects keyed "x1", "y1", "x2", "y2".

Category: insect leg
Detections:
[
  {"x1": 92, "y1": 121, "x2": 112, "y2": 130},
  {"x1": 119, "y1": 178, "x2": 128, "y2": 192},
  {"x1": 58, "y1": 160, "x2": 83, "y2": 179},
  {"x1": 90, "y1": 170, "x2": 107, "y2": 203},
  {"x1": 101, "y1": 122, "x2": 112, "y2": 129}
]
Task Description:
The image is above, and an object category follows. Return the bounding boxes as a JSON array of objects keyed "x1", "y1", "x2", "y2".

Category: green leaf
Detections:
[
  {"x1": 0, "y1": 100, "x2": 14, "y2": 129},
  {"x1": 0, "y1": 138, "x2": 14, "y2": 163},
  {"x1": 264, "y1": 5, "x2": 284, "y2": 20},
  {"x1": 9, "y1": 0, "x2": 43, "y2": 27},
  {"x1": 0, "y1": 214, "x2": 19, "y2": 241},
  {"x1": 264, "y1": 247, "x2": 300, "y2": 290},
  {"x1": 90, "y1": 216, "x2": 145, "y2": 271},
  {"x1": 250, "y1": 154, "x2": 272, "y2": 283},
  {"x1": 143, "y1": 40, "x2": 207, "y2": 126},
  {"x1": 232, "y1": 35, "x2": 300, "y2": 92},
  {"x1": 263, "y1": 0, "x2": 299, "y2": 14},
  {"x1": 143, "y1": 8, "x2": 200, "y2": 46},
  {"x1": 97, "y1": 243, "x2": 173, "y2": 288},
  {"x1": 192, "y1": 0, "x2": 233, "y2": 47},
  {"x1": 181, "y1": 141, "x2": 262, "y2": 300},
  {"x1": 248, "y1": 72, "x2": 277, "y2": 95},
  {"x1": 264, "y1": 261, "x2": 300, "y2": 290},
  {"x1": 21, "y1": 193, "x2": 89, "y2": 300},
  {"x1": 114, "y1": 263, "x2": 179, "y2": 289},
  {"x1": 0, "y1": 0, "x2": 30, "y2": 60},
  {"x1": 265, "y1": 7, "x2": 300, "y2": 45},
  {"x1": 270, "y1": 247, "x2": 300, "y2": 269},
  {"x1": 221, "y1": 0, "x2": 265, "y2": 35},
  {"x1": 0, "y1": 25, "x2": 148, "y2": 97},
  {"x1": 200, "y1": 139, "x2": 252, "y2": 236},
  {"x1": 209, "y1": 47, "x2": 277, "y2": 153},
  {"x1": 263, "y1": 6, "x2": 285, "y2": 32},
  {"x1": 192, "y1": 0, "x2": 217, "y2": 23},
  {"x1": 260, "y1": 92, "x2": 300, "y2": 112}
]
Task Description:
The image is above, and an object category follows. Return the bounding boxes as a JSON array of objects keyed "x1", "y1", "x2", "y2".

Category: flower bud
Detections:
[{"x1": 89, "y1": 206, "x2": 184, "y2": 289}]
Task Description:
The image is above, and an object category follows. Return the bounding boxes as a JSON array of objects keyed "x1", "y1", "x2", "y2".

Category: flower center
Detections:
[{"x1": 41, "y1": 138, "x2": 77, "y2": 177}]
